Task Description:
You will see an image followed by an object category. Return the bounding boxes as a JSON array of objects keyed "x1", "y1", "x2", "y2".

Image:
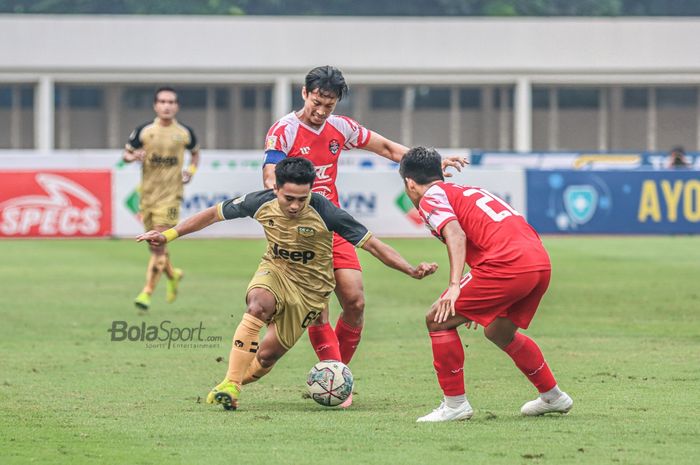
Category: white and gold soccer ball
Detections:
[{"x1": 306, "y1": 360, "x2": 353, "y2": 407}]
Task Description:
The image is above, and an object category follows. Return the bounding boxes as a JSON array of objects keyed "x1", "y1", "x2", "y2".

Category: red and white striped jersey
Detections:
[
  {"x1": 418, "y1": 182, "x2": 551, "y2": 274},
  {"x1": 265, "y1": 112, "x2": 371, "y2": 206}
]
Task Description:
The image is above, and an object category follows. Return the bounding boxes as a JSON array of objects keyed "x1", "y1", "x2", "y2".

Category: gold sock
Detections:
[
  {"x1": 226, "y1": 313, "x2": 265, "y2": 386},
  {"x1": 242, "y1": 356, "x2": 274, "y2": 385}
]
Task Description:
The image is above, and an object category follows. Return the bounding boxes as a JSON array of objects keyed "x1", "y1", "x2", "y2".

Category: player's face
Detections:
[
  {"x1": 153, "y1": 91, "x2": 179, "y2": 121},
  {"x1": 301, "y1": 87, "x2": 338, "y2": 127},
  {"x1": 403, "y1": 178, "x2": 422, "y2": 207},
  {"x1": 274, "y1": 182, "x2": 312, "y2": 218}
]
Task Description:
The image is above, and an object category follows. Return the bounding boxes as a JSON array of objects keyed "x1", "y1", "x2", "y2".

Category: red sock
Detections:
[
  {"x1": 335, "y1": 318, "x2": 363, "y2": 364},
  {"x1": 429, "y1": 329, "x2": 465, "y2": 396},
  {"x1": 308, "y1": 323, "x2": 342, "y2": 362},
  {"x1": 503, "y1": 332, "x2": 557, "y2": 393}
]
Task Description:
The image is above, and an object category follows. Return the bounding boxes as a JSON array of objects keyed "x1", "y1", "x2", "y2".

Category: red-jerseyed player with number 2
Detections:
[
  {"x1": 400, "y1": 146, "x2": 573, "y2": 422},
  {"x1": 262, "y1": 66, "x2": 466, "y2": 407}
]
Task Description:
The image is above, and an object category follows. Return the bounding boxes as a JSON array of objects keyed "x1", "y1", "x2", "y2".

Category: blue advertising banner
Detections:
[
  {"x1": 527, "y1": 170, "x2": 700, "y2": 234},
  {"x1": 471, "y1": 151, "x2": 700, "y2": 170}
]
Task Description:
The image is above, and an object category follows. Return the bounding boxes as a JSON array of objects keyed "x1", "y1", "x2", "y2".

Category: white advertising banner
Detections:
[
  {"x1": 114, "y1": 168, "x2": 525, "y2": 238},
  {"x1": 114, "y1": 167, "x2": 263, "y2": 238}
]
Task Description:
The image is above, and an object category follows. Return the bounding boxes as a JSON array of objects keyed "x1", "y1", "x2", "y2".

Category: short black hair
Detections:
[
  {"x1": 275, "y1": 157, "x2": 316, "y2": 187},
  {"x1": 305, "y1": 66, "x2": 348, "y2": 101},
  {"x1": 399, "y1": 147, "x2": 444, "y2": 185},
  {"x1": 154, "y1": 86, "x2": 178, "y2": 103}
]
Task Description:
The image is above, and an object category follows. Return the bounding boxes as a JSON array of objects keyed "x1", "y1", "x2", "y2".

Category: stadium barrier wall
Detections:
[
  {"x1": 527, "y1": 170, "x2": 700, "y2": 234},
  {"x1": 2, "y1": 151, "x2": 698, "y2": 237},
  {"x1": 114, "y1": 168, "x2": 526, "y2": 238},
  {"x1": 0, "y1": 170, "x2": 112, "y2": 237}
]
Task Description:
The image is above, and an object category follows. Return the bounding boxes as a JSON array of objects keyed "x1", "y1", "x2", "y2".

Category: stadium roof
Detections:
[{"x1": 2, "y1": 15, "x2": 700, "y2": 82}]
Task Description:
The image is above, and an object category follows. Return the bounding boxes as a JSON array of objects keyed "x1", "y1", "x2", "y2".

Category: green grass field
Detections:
[{"x1": 1, "y1": 237, "x2": 699, "y2": 465}]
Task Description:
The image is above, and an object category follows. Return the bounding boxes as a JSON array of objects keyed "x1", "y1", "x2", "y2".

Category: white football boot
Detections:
[
  {"x1": 520, "y1": 392, "x2": 573, "y2": 416},
  {"x1": 416, "y1": 400, "x2": 474, "y2": 423}
]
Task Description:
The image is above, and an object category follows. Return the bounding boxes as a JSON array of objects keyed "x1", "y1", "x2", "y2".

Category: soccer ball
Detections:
[{"x1": 306, "y1": 360, "x2": 353, "y2": 407}]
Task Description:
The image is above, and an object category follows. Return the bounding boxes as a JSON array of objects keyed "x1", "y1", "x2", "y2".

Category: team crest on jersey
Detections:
[
  {"x1": 329, "y1": 139, "x2": 340, "y2": 155},
  {"x1": 297, "y1": 226, "x2": 315, "y2": 237},
  {"x1": 265, "y1": 136, "x2": 278, "y2": 150}
]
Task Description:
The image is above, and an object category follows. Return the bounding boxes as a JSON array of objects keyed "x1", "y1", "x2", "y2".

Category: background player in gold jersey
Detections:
[
  {"x1": 137, "y1": 158, "x2": 438, "y2": 411},
  {"x1": 123, "y1": 86, "x2": 200, "y2": 311}
]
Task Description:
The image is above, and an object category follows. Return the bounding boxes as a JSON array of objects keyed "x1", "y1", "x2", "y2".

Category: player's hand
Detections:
[
  {"x1": 409, "y1": 262, "x2": 438, "y2": 279},
  {"x1": 124, "y1": 149, "x2": 146, "y2": 163},
  {"x1": 136, "y1": 230, "x2": 166, "y2": 246},
  {"x1": 432, "y1": 284, "x2": 460, "y2": 323},
  {"x1": 441, "y1": 156, "x2": 469, "y2": 177},
  {"x1": 182, "y1": 170, "x2": 193, "y2": 184},
  {"x1": 465, "y1": 319, "x2": 479, "y2": 330}
]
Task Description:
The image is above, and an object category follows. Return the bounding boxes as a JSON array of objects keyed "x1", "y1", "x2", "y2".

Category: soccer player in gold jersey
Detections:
[
  {"x1": 123, "y1": 87, "x2": 200, "y2": 311},
  {"x1": 137, "y1": 157, "x2": 438, "y2": 411}
]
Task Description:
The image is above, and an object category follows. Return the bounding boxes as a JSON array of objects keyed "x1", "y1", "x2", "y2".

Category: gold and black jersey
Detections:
[
  {"x1": 126, "y1": 117, "x2": 199, "y2": 208},
  {"x1": 217, "y1": 190, "x2": 372, "y2": 298}
]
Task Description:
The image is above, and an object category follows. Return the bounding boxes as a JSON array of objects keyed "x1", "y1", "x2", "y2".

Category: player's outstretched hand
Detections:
[
  {"x1": 182, "y1": 170, "x2": 193, "y2": 184},
  {"x1": 432, "y1": 284, "x2": 460, "y2": 323},
  {"x1": 410, "y1": 262, "x2": 439, "y2": 279},
  {"x1": 124, "y1": 149, "x2": 146, "y2": 163},
  {"x1": 441, "y1": 156, "x2": 469, "y2": 177},
  {"x1": 136, "y1": 230, "x2": 166, "y2": 246}
]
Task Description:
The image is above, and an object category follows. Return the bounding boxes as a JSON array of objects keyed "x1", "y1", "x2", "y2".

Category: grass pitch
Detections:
[{"x1": 1, "y1": 237, "x2": 699, "y2": 465}]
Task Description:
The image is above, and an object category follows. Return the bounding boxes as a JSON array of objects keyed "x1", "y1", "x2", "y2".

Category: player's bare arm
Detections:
[
  {"x1": 262, "y1": 164, "x2": 276, "y2": 189},
  {"x1": 360, "y1": 235, "x2": 438, "y2": 279},
  {"x1": 364, "y1": 132, "x2": 467, "y2": 176},
  {"x1": 363, "y1": 131, "x2": 409, "y2": 163},
  {"x1": 182, "y1": 148, "x2": 201, "y2": 184},
  {"x1": 432, "y1": 220, "x2": 467, "y2": 323},
  {"x1": 136, "y1": 205, "x2": 221, "y2": 246}
]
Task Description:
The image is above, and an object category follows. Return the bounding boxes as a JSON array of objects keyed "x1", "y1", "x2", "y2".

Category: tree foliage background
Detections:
[{"x1": 1, "y1": 0, "x2": 699, "y2": 16}]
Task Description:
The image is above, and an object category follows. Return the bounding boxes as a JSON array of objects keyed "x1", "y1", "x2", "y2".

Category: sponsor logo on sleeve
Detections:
[{"x1": 265, "y1": 136, "x2": 278, "y2": 150}]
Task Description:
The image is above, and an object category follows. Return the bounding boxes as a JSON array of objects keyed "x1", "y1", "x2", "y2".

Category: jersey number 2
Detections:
[{"x1": 463, "y1": 188, "x2": 520, "y2": 222}]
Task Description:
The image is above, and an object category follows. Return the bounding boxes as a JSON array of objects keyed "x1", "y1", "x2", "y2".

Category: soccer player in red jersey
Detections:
[
  {"x1": 399, "y1": 147, "x2": 573, "y2": 422},
  {"x1": 262, "y1": 66, "x2": 465, "y2": 407}
]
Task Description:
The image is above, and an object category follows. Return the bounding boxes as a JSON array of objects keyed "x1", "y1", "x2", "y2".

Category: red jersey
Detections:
[
  {"x1": 264, "y1": 112, "x2": 371, "y2": 206},
  {"x1": 418, "y1": 182, "x2": 551, "y2": 274}
]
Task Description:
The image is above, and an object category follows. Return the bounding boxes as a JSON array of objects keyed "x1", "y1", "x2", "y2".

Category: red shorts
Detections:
[
  {"x1": 332, "y1": 233, "x2": 362, "y2": 271},
  {"x1": 448, "y1": 268, "x2": 551, "y2": 329}
]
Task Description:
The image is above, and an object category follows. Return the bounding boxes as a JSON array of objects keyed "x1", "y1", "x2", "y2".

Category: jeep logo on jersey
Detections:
[
  {"x1": 271, "y1": 242, "x2": 315, "y2": 264},
  {"x1": 329, "y1": 139, "x2": 340, "y2": 155},
  {"x1": 149, "y1": 154, "x2": 178, "y2": 167}
]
